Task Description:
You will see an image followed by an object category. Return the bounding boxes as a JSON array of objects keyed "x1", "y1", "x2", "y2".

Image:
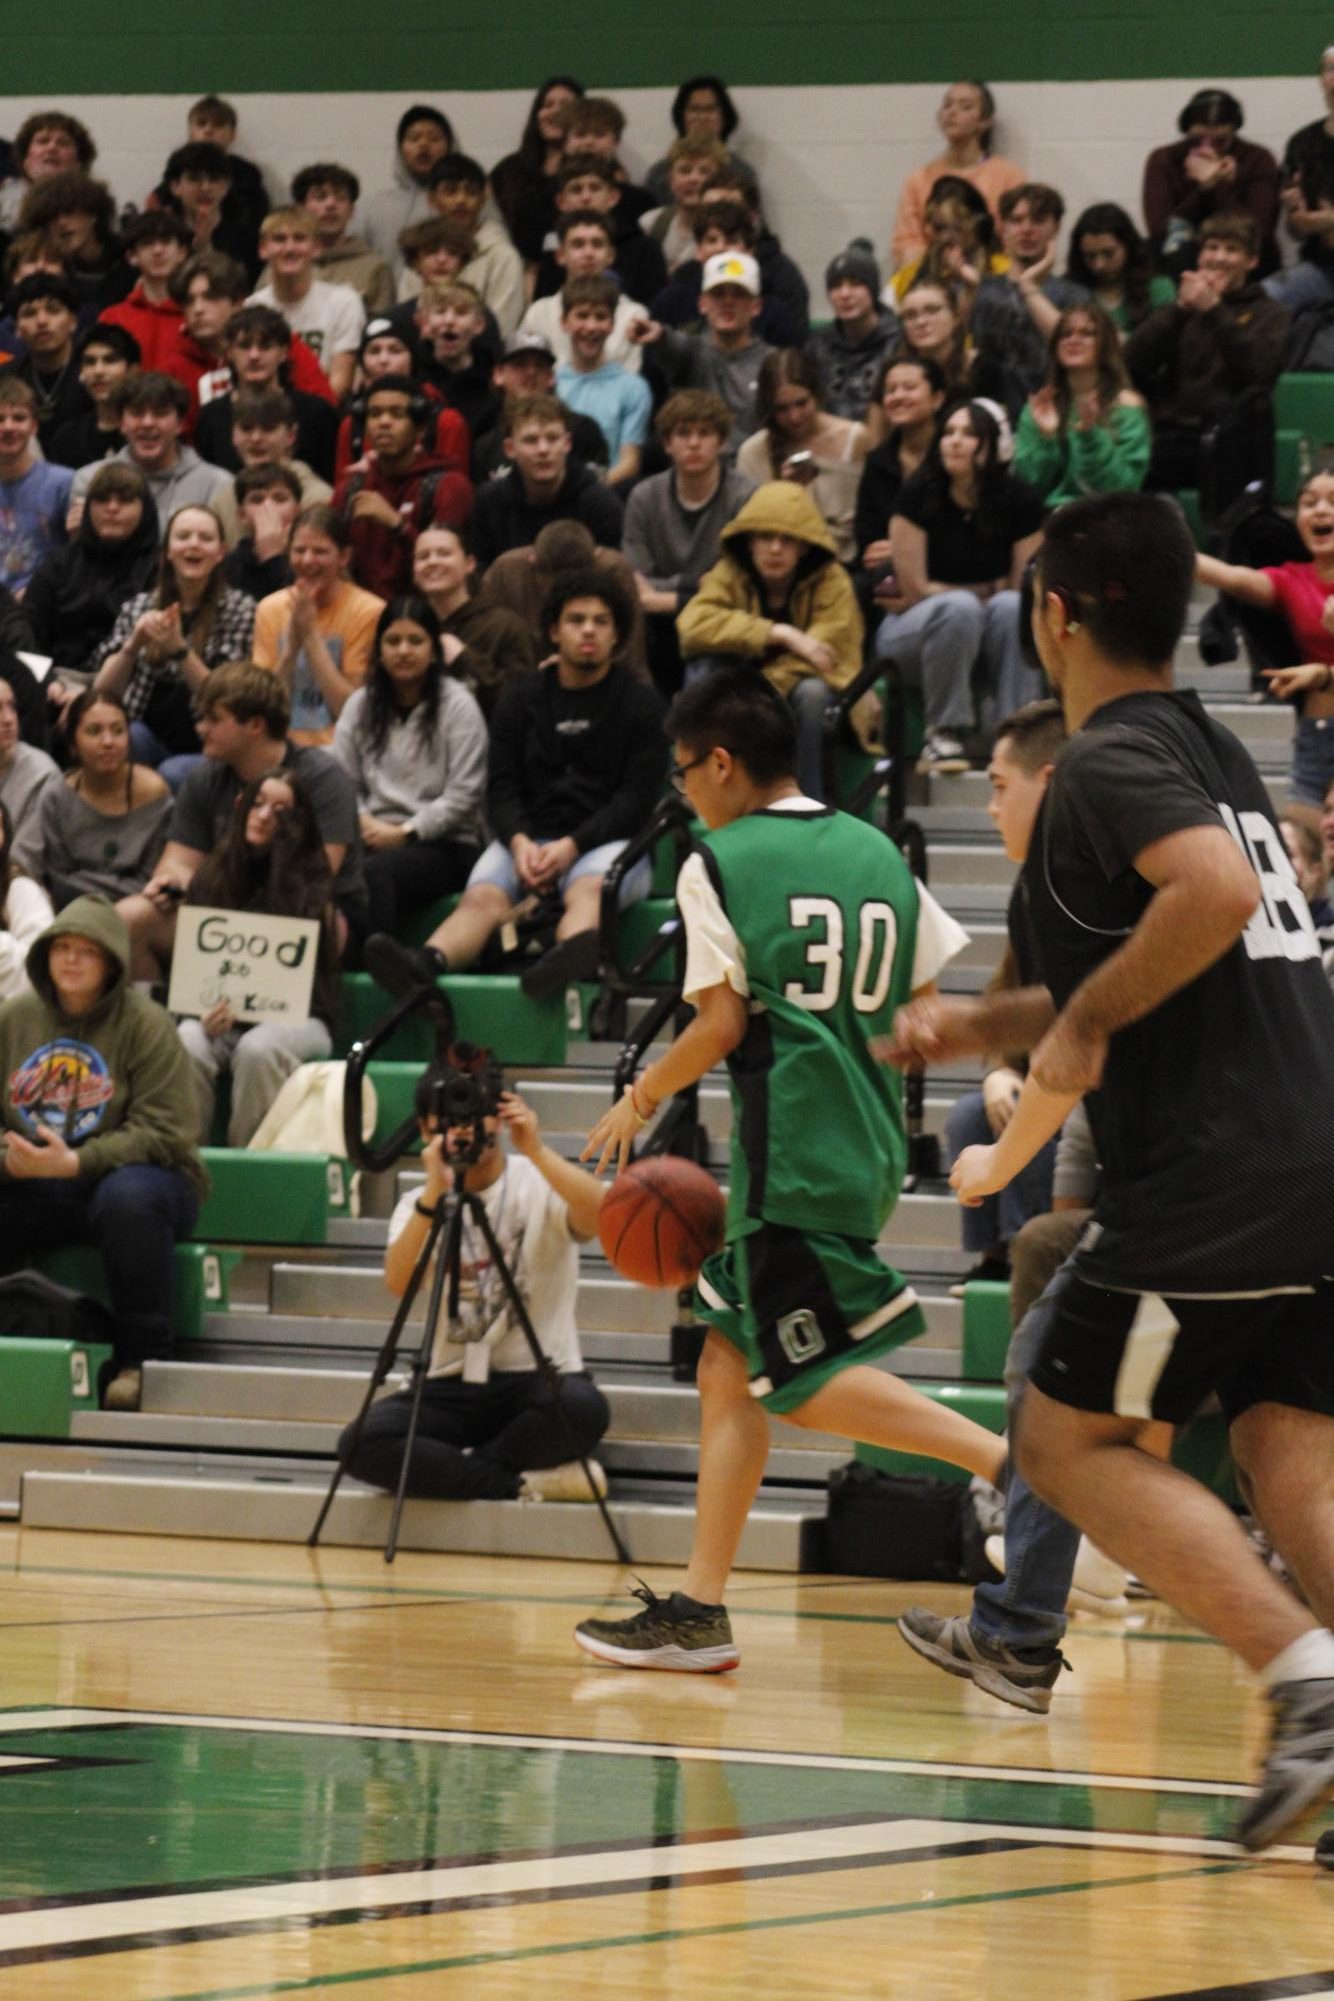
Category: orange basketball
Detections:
[{"x1": 598, "y1": 1156, "x2": 726, "y2": 1289}]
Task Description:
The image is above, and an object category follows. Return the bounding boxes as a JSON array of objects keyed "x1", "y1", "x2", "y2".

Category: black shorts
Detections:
[{"x1": 1027, "y1": 1266, "x2": 1334, "y2": 1427}]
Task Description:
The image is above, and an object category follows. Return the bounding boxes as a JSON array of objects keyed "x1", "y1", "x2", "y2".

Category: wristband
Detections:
[{"x1": 414, "y1": 1197, "x2": 440, "y2": 1219}]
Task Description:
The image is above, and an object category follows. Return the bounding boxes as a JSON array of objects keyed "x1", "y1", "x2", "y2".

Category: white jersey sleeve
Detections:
[
  {"x1": 911, "y1": 880, "x2": 970, "y2": 990},
  {"x1": 677, "y1": 850, "x2": 750, "y2": 1004}
]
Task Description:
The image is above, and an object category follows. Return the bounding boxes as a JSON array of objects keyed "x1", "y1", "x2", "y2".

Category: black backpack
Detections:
[{"x1": 0, "y1": 1270, "x2": 115, "y2": 1348}]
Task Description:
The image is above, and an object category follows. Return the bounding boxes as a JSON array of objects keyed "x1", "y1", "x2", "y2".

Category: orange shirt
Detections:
[
  {"x1": 890, "y1": 153, "x2": 1026, "y2": 270},
  {"x1": 253, "y1": 581, "x2": 382, "y2": 746}
]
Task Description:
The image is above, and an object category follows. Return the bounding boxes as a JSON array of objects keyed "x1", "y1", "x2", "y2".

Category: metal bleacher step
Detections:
[
  {"x1": 925, "y1": 843, "x2": 1017, "y2": 890},
  {"x1": 17, "y1": 1463, "x2": 824, "y2": 1570}
]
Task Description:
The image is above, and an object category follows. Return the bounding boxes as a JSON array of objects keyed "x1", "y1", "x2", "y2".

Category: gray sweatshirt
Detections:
[
  {"x1": 332, "y1": 678, "x2": 488, "y2": 846},
  {"x1": 655, "y1": 330, "x2": 774, "y2": 456},
  {"x1": 622, "y1": 466, "x2": 756, "y2": 608},
  {"x1": 71, "y1": 445, "x2": 231, "y2": 535},
  {"x1": 0, "y1": 742, "x2": 59, "y2": 877}
]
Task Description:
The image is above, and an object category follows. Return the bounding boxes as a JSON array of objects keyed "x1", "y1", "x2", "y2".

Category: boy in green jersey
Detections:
[{"x1": 575, "y1": 669, "x2": 1007, "y2": 1671}]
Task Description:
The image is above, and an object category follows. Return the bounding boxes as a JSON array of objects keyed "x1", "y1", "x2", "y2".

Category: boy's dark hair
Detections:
[
  {"x1": 693, "y1": 198, "x2": 756, "y2": 248},
  {"x1": 190, "y1": 94, "x2": 238, "y2": 128},
  {"x1": 125, "y1": 208, "x2": 193, "y2": 252},
  {"x1": 560, "y1": 274, "x2": 619, "y2": 316},
  {"x1": 1037, "y1": 492, "x2": 1194, "y2": 668},
  {"x1": 413, "y1": 1042, "x2": 502, "y2": 1124},
  {"x1": 567, "y1": 95, "x2": 626, "y2": 140},
  {"x1": 225, "y1": 304, "x2": 292, "y2": 350},
  {"x1": 1200, "y1": 208, "x2": 1260, "y2": 256},
  {"x1": 78, "y1": 321, "x2": 141, "y2": 367},
  {"x1": 181, "y1": 250, "x2": 250, "y2": 302},
  {"x1": 666, "y1": 667, "x2": 796, "y2": 785},
  {"x1": 557, "y1": 154, "x2": 617, "y2": 192},
  {"x1": 670, "y1": 75, "x2": 739, "y2": 140},
  {"x1": 294, "y1": 500, "x2": 351, "y2": 548},
  {"x1": 993, "y1": 697, "x2": 1066, "y2": 773},
  {"x1": 86, "y1": 460, "x2": 150, "y2": 505},
  {"x1": 291, "y1": 161, "x2": 361, "y2": 204},
  {"x1": 427, "y1": 153, "x2": 487, "y2": 192},
  {"x1": 556, "y1": 208, "x2": 613, "y2": 244},
  {"x1": 166, "y1": 141, "x2": 234, "y2": 184},
  {"x1": 396, "y1": 104, "x2": 454, "y2": 150},
  {"x1": 542, "y1": 564, "x2": 633, "y2": 647},
  {"x1": 399, "y1": 215, "x2": 475, "y2": 265},
  {"x1": 14, "y1": 111, "x2": 96, "y2": 170},
  {"x1": 702, "y1": 162, "x2": 756, "y2": 204},
  {"x1": 18, "y1": 171, "x2": 116, "y2": 235},
  {"x1": 504, "y1": 391, "x2": 571, "y2": 437},
  {"x1": 657, "y1": 389, "x2": 733, "y2": 442},
  {"x1": 999, "y1": 181, "x2": 1064, "y2": 226},
  {"x1": 116, "y1": 370, "x2": 191, "y2": 419},
  {"x1": 365, "y1": 372, "x2": 429, "y2": 426},
  {"x1": 8, "y1": 271, "x2": 78, "y2": 317},
  {"x1": 235, "y1": 461, "x2": 302, "y2": 505},
  {"x1": 200, "y1": 660, "x2": 290, "y2": 736},
  {"x1": 232, "y1": 386, "x2": 296, "y2": 429}
]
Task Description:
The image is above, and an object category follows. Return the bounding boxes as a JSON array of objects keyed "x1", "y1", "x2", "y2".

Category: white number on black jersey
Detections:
[
  {"x1": 1218, "y1": 804, "x2": 1321, "y2": 963},
  {"x1": 785, "y1": 897, "x2": 899, "y2": 1011}
]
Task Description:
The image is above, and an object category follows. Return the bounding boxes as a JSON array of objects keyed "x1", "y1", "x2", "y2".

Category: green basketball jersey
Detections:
[{"x1": 692, "y1": 804, "x2": 922, "y2": 1243}]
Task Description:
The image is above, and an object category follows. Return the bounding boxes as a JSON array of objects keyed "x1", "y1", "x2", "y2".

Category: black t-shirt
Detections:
[
  {"x1": 170, "y1": 743, "x2": 366, "y2": 913},
  {"x1": 894, "y1": 468, "x2": 1044, "y2": 586},
  {"x1": 486, "y1": 665, "x2": 667, "y2": 853},
  {"x1": 1284, "y1": 119, "x2": 1334, "y2": 269},
  {"x1": 1021, "y1": 688, "x2": 1334, "y2": 1292}
]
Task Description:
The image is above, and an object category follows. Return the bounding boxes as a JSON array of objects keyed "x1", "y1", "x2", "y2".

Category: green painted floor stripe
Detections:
[
  {"x1": 1, "y1": 1562, "x2": 1218, "y2": 1644},
  {"x1": 151, "y1": 1861, "x2": 1242, "y2": 2001}
]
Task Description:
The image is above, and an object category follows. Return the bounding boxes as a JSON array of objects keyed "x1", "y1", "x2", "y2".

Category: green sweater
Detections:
[
  {"x1": 1012, "y1": 398, "x2": 1152, "y2": 510},
  {"x1": 0, "y1": 894, "x2": 208, "y2": 1200}
]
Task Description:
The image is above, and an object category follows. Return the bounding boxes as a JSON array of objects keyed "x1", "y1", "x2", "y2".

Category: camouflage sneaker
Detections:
[
  {"x1": 1234, "y1": 1678, "x2": 1334, "y2": 1851},
  {"x1": 574, "y1": 1583, "x2": 739, "y2": 1672},
  {"x1": 897, "y1": 1606, "x2": 1069, "y2": 1715}
]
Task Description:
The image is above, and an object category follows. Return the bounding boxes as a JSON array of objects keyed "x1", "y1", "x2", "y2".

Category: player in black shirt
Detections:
[{"x1": 889, "y1": 492, "x2": 1334, "y2": 1853}]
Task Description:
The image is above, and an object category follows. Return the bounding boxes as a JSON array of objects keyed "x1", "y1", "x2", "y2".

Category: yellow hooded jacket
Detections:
[{"x1": 676, "y1": 483, "x2": 873, "y2": 740}]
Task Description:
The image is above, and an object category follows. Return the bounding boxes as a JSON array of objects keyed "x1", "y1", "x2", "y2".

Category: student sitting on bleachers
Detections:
[
  {"x1": 338, "y1": 1057, "x2": 610, "y2": 1505},
  {"x1": 176, "y1": 770, "x2": 340, "y2": 1147},
  {"x1": 0, "y1": 799, "x2": 53, "y2": 1001},
  {"x1": 0, "y1": 895, "x2": 206, "y2": 1413},
  {"x1": 40, "y1": 690, "x2": 171, "y2": 909},
  {"x1": 332, "y1": 595, "x2": 487, "y2": 944},
  {"x1": 1012, "y1": 303, "x2": 1151, "y2": 510},
  {"x1": 0, "y1": 672, "x2": 58, "y2": 878}
]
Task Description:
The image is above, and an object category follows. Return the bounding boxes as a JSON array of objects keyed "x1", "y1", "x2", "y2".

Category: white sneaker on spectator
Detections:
[
  {"x1": 519, "y1": 1459, "x2": 608, "y2": 1503},
  {"x1": 984, "y1": 1532, "x2": 1130, "y2": 1615},
  {"x1": 916, "y1": 730, "x2": 969, "y2": 776}
]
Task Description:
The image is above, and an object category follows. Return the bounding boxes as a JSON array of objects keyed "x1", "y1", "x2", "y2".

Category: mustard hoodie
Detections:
[
  {"x1": 676, "y1": 482, "x2": 873, "y2": 740},
  {"x1": 0, "y1": 896, "x2": 208, "y2": 1199}
]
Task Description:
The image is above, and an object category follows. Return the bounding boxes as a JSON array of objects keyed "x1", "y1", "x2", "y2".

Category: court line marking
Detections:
[
  {"x1": 0, "y1": 1705, "x2": 1260, "y2": 1801},
  {"x1": 143, "y1": 1862, "x2": 1244, "y2": 2001}
]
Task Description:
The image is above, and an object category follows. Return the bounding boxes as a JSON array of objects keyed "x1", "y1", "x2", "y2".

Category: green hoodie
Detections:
[{"x1": 0, "y1": 895, "x2": 208, "y2": 1200}]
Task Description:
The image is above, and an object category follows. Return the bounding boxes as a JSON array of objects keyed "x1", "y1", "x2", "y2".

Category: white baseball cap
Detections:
[{"x1": 701, "y1": 251, "x2": 761, "y2": 296}]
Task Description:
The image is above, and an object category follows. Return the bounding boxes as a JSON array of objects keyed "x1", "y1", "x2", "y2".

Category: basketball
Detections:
[{"x1": 598, "y1": 1156, "x2": 726, "y2": 1288}]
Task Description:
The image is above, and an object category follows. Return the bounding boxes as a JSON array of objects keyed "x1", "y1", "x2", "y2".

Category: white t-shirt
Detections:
[
  {"x1": 517, "y1": 291, "x2": 647, "y2": 374},
  {"x1": 675, "y1": 797, "x2": 969, "y2": 1005},
  {"x1": 248, "y1": 278, "x2": 366, "y2": 362},
  {"x1": 386, "y1": 1150, "x2": 583, "y2": 1381}
]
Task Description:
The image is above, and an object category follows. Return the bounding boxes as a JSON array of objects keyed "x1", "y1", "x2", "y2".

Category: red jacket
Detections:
[
  {"x1": 334, "y1": 398, "x2": 470, "y2": 484},
  {"x1": 98, "y1": 287, "x2": 186, "y2": 372},
  {"x1": 333, "y1": 448, "x2": 473, "y2": 599}
]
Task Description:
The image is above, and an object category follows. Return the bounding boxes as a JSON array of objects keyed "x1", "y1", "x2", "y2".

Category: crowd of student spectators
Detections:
[{"x1": 3, "y1": 66, "x2": 1334, "y2": 1384}]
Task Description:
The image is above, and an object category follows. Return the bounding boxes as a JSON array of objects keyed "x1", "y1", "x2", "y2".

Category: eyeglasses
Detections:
[{"x1": 669, "y1": 750, "x2": 713, "y2": 793}]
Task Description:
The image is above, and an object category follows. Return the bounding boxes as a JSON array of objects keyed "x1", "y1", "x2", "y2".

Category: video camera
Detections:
[{"x1": 422, "y1": 1043, "x2": 505, "y2": 1166}]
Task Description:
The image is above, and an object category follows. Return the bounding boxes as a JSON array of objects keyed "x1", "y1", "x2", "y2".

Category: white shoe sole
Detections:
[{"x1": 573, "y1": 1629, "x2": 739, "y2": 1673}]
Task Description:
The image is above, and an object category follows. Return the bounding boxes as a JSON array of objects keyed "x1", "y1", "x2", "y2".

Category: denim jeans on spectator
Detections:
[
  {"x1": 127, "y1": 721, "x2": 203, "y2": 793},
  {"x1": 0, "y1": 1162, "x2": 199, "y2": 1370},
  {"x1": 1262, "y1": 261, "x2": 1334, "y2": 315},
  {"x1": 468, "y1": 837, "x2": 652, "y2": 906},
  {"x1": 1290, "y1": 713, "x2": 1334, "y2": 807},
  {"x1": 873, "y1": 588, "x2": 1037, "y2": 737},
  {"x1": 945, "y1": 1089, "x2": 1057, "y2": 1258}
]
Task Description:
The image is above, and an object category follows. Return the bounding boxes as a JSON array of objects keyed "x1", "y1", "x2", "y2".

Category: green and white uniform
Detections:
[{"x1": 679, "y1": 797, "x2": 967, "y2": 1412}]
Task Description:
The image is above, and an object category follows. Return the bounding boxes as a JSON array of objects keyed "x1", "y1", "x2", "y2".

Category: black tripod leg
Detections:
[
  {"x1": 466, "y1": 1194, "x2": 634, "y2": 1568},
  {"x1": 308, "y1": 1201, "x2": 449, "y2": 1549},
  {"x1": 385, "y1": 1197, "x2": 463, "y2": 1564}
]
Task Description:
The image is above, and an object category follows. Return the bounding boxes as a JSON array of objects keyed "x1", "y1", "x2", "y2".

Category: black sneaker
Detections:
[
  {"x1": 364, "y1": 934, "x2": 447, "y2": 999},
  {"x1": 520, "y1": 928, "x2": 602, "y2": 999},
  {"x1": 949, "y1": 1254, "x2": 1011, "y2": 1300},
  {"x1": 574, "y1": 1583, "x2": 739, "y2": 1672},
  {"x1": 1234, "y1": 1677, "x2": 1334, "y2": 1851},
  {"x1": 1316, "y1": 1827, "x2": 1334, "y2": 1869},
  {"x1": 898, "y1": 1606, "x2": 1069, "y2": 1714}
]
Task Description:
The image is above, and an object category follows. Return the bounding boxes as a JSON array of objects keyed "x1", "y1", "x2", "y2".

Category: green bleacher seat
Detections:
[
  {"x1": 0, "y1": 1337, "x2": 112, "y2": 1437},
  {"x1": 401, "y1": 895, "x2": 460, "y2": 947},
  {"x1": 39, "y1": 1243, "x2": 239, "y2": 1343},
  {"x1": 1175, "y1": 489, "x2": 1205, "y2": 545},
  {"x1": 196, "y1": 1150, "x2": 332, "y2": 1244},
  {"x1": 1274, "y1": 372, "x2": 1334, "y2": 439},
  {"x1": 335, "y1": 974, "x2": 568, "y2": 1065},
  {"x1": 1275, "y1": 430, "x2": 1305, "y2": 506},
  {"x1": 616, "y1": 896, "x2": 678, "y2": 962},
  {"x1": 961, "y1": 1280, "x2": 1011, "y2": 1381}
]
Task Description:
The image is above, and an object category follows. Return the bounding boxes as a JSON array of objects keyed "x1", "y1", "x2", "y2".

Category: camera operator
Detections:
[{"x1": 338, "y1": 1050, "x2": 612, "y2": 1502}]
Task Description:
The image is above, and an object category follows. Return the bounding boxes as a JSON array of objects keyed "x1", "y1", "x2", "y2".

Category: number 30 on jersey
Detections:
[{"x1": 784, "y1": 896, "x2": 899, "y2": 1012}]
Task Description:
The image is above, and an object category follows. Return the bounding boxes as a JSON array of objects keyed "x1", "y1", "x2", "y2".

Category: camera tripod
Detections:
[{"x1": 309, "y1": 1170, "x2": 633, "y2": 1566}]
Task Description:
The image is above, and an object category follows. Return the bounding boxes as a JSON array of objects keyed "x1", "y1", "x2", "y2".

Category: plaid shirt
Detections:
[{"x1": 95, "y1": 588, "x2": 257, "y2": 721}]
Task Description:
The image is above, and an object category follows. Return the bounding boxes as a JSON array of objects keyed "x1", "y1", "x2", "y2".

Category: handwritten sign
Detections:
[{"x1": 167, "y1": 907, "x2": 320, "y2": 1026}]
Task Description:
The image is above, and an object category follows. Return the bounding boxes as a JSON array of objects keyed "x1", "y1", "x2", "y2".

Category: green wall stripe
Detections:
[
  {"x1": 151, "y1": 1862, "x2": 1241, "y2": 2001},
  {"x1": 5, "y1": 5, "x2": 1332, "y2": 94}
]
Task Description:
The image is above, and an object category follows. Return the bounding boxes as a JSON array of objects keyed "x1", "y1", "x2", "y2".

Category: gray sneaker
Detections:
[
  {"x1": 898, "y1": 1606, "x2": 1069, "y2": 1715},
  {"x1": 1234, "y1": 1677, "x2": 1334, "y2": 1851},
  {"x1": 574, "y1": 1583, "x2": 738, "y2": 1672}
]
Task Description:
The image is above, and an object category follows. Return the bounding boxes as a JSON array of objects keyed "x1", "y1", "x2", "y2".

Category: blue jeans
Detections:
[
  {"x1": 128, "y1": 720, "x2": 203, "y2": 793},
  {"x1": 946, "y1": 1090, "x2": 1057, "y2": 1257},
  {"x1": 969, "y1": 1260, "x2": 1082, "y2": 1653},
  {"x1": 0, "y1": 1163, "x2": 199, "y2": 1369},
  {"x1": 1263, "y1": 260, "x2": 1334, "y2": 314},
  {"x1": 1291, "y1": 713, "x2": 1334, "y2": 807}
]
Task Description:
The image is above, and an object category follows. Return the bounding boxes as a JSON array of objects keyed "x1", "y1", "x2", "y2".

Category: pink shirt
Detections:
[
  {"x1": 1261, "y1": 561, "x2": 1334, "y2": 665},
  {"x1": 890, "y1": 153, "x2": 1026, "y2": 269}
]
